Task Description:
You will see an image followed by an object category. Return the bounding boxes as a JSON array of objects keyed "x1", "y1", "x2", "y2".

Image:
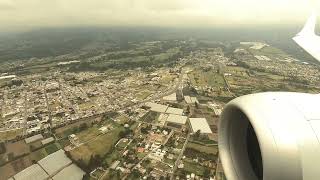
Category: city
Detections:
[{"x1": 0, "y1": 37, "x2": 319, "y2": 180}]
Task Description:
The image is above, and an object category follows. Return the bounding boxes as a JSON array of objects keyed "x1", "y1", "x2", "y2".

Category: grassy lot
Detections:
[
  {"x1": 0, "y1": 129, "x2": 23, "y2": 141},
  {"x1": 0, "y1": 155, "x2": 32, "y2": 180},
  {"x1": 116, "y1": 114, "x2": 129, "y2": 124},
  {"x1": 44, "y1": 143, "x2": 61, "y2": 154},
  {"x1": 136, "y1": 90, "x2": 152, "y2": 100},
  {"x1": 76, "y1": 126, "x2": 100, "y2": 142},
  {"x1": 183, "y1": 160, "x2": 206, "y2": 176},
  {"x1": 70, "y1": 125, "x2": 125, "y2": 164},
  {"x1": 54, "y1": 116, "x2": 101, "y2": 139},
  {"x1": 30, "y1": 148, "x2": 47, "y2": 161},
  {"x1": 186, "y1": 142, "x2": 218, "y2": 155},
  {"x1": 188, "y1": 70, "x2": 225, "y2": 88},
  {"x1": 104, "y1": 151, "x2": 120, "y2": 166}
]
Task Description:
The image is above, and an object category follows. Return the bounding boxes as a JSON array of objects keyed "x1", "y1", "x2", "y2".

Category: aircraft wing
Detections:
[{"x1": 293, "y1": 12, "x2": 320, "y2": 61}]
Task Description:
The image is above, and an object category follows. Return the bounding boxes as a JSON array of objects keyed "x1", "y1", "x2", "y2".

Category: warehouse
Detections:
[
  {"x1": 41, "y1": 137, "x2": 55, "y2": 145},
  {"x1": 189, "y1": 118, "x2": 212, "y2": 134},
  {"x1": 165, "y1": 107, "x2": 183, "y2": 115},
  {"x1": 145, "y1": 102, "x2": 168, "y2": 113},
  {"x1": 52, "y1": 164, "x2": 85, "y2": 180},
  {"x1": 13, "y1": 164, "x2": 49, "y2": 180},
  {"x1": 38, "y1": 149, "x2": 72, "y2": 176},
  {"x1": 166, "y1": 114, "x2": 188, "y2": 125},
  {"x1": 162, "y1": 93, "x2": 177, "y2": 101},
  {"x1": 25, "y1": 134, "x2": 43, "y2": 144}
]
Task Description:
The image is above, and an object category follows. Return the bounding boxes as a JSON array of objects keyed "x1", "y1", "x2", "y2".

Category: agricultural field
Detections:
[
  {"x1": 186, "y1": 142, "x2": 218, "y2": 155},
  {"x1": 188, "y1": 69, "x2": 225, "y2": 89},
  {"x1": 180, "y1": 160, "x2": 206, "y2": 176},
  {"x1": 136, "y1": 90, "x2": 153, "y2": 100},
  {"x1": 70, "y1": 124, "x2": 125, "y2": 164},
  {"x1": 247, "y1": 46, "x2": 288, "y2": 58},
  {"x1": 0, "y1": 129, "x2": 23, "y2": 141},
  {"x1": 0, "y1": 155, "x2": 33, "y2": 180}
]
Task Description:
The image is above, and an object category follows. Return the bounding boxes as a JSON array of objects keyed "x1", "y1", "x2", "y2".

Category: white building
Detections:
[
  {"x1": 38, "y1": 149, "x2": 72, "y2": 176},
  {"x1": 189, "y1": 118, "x2": 212, "y2": 134},
  {"x1": 13, "y1": 164, "x2": 49, "y2": 180},
  {"x1": 52, "y1": 164, "x2": 85, "y2": 180},
  {"x1": 165, "y1": 107, "x2": 183, "y2": 115},
  {"x1": 145, "y1": 102, "x2": 168, "y2": 113},
  {"x1": 166, "y1": 114, "x2": 188, "y2": 125},
  {"x1": 25, "y1": 134, "x2": 44, "y2": 144},
  {"x1": 163, "y1": 93, "x2": 177, "y2": 101}
]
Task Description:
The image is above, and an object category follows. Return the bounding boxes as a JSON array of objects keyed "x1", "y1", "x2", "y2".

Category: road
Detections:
[{"x1": 170, "y1": 133, "x2": 190, "y2": 180}]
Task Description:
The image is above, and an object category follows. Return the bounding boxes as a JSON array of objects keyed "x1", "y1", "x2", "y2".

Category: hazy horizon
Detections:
[{"x1": 0, "y1": 0, "x2": 317, "y2": 32}]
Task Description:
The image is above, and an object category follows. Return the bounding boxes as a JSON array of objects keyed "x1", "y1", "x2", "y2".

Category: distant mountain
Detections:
[{"x1": 0, "y1": 25, "x2": 317, "y2": 63}]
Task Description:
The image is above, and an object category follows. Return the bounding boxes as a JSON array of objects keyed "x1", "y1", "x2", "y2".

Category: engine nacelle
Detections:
[{"x1": 218, "y1": 92, "x2": 320, "y2": 180}]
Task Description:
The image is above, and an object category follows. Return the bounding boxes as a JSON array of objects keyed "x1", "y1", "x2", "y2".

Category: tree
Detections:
[
  {"x1": 0, "y1": 142, "x2": 7, "y2": 154},
  {"x1": 186, "y1": 106, "x2": 190, "y2": 115},
  {"x1": 195, "y1": 102, "x2": 199, "y2": 109},
  {"x1": 82, "y1": 173, "x2": 90, "y2": 180},
  {"x1": 204, "y1": 168, "x2": 211, "y2": 178},
  {"x1": 88, "y1": 154, "x2": 103, "y2": 171},
  {"x1": 132, "y1": 169, "x2": 142, "y2": 178},
  {"x1": 79, "y1": 123, "x2": 88, "y2": 131},
  {"x1": 194, "y1": 130, "x2": 201, "y2": 139}
]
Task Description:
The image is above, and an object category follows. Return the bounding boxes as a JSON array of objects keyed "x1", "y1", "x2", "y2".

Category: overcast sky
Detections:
[{"x1": 0, "y1": 0, "x2": 317, "y2": 31}]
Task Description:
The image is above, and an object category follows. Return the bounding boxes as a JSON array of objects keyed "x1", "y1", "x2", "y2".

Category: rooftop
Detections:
[
  {"x1": 145, "y1": 102, "x2": 168, "y2": 113},
  {"x1": 38, "y1": 149, "x2": 72, "y2": 176},
  {"x1": 25, "y1": 134, "x2": 44, "y2": 144},
  {"x1": 165, "y1": 107, "x2": 183, "y2": 115},
  {"x1": 52, "y1": 164, "x2": 85, "y2": 180},
  {"x1": 162, "y1": 93, "x2": 177, "y2": 101},
  {"x1": 13, "y1": 164, "x2": 49, "y2": 180},
  {"x1": 166, "y1": 114, "x2": 188, "y2": 125},
  {"x1": 189, "y1": 118, "x2": 212, "y2": 134}
]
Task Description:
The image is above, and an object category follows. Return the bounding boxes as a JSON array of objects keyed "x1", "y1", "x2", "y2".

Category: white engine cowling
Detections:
[{"x1": 218, "y1": 92, "x2": 320, "y2": 180}]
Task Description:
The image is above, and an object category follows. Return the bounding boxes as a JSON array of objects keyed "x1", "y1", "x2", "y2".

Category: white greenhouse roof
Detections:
[
  {"x1": 166, "y1": 114, "x2": 188, "y2": 125},
  {"x1": 166, "y1": 107, "x2": 183, "y2": 115},
  {"x1": 38, "y1": 149, "x2": 72, "y2": 176},
  {"x1": 13, "y1": 164, "x2": 49, "y2": 180},
  {"x1": 52, "y1": 164, "x2": 85, "y2": 180},
  {"x1": 145, "y1": 102, "x2": 168, "y2": 113},
  {"x1": 25, "y1": 134, "x2": 44, "y2": 144},
  {"x1": 189, "y1": 118, "x2": 212, "y2": 134}
]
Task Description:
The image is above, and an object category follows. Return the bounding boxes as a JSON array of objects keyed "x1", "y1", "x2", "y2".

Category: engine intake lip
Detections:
[
  {"x1": 219, "y1": 104, "x2": 264, "y2": 180},
  {"x1": 218, "y1": 93, "x2": 303, "y2": 180}
]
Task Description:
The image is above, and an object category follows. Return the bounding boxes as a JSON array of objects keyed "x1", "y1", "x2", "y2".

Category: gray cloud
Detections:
[{"x1": 0, "y1": 0, "x2": 315, "y2": 31}]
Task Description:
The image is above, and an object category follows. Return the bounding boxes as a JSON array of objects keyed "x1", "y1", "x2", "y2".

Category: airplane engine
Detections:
[{"x1": 218, "y1": 92, "x2": 320, "y2": 180}]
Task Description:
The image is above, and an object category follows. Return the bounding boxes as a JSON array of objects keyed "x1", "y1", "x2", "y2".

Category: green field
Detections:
[
  {"x1": 188, "y1": 70, "x2": 225, "y2": 88},
  {"x1": 76, "y1": 126, "x2": 100, "y2": 142},
  {"x1": 136, "y1": 90, "x2": 152, "y2": 100},
  {"x1": 44, "y1": 143, "x2": 61, "y2": 154},
  {"x1": 70, "y1": 125, "x2": 125, "y2": 164},
  {"x1": 186, "y1": 142, "x2": 218, "y2": 155},
  {"x1": 183, "y1": 160, "x2": 206, "y2": 176},
  {"x1": 0, "y1": 129, "x2": 23, "y2": 141}
]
